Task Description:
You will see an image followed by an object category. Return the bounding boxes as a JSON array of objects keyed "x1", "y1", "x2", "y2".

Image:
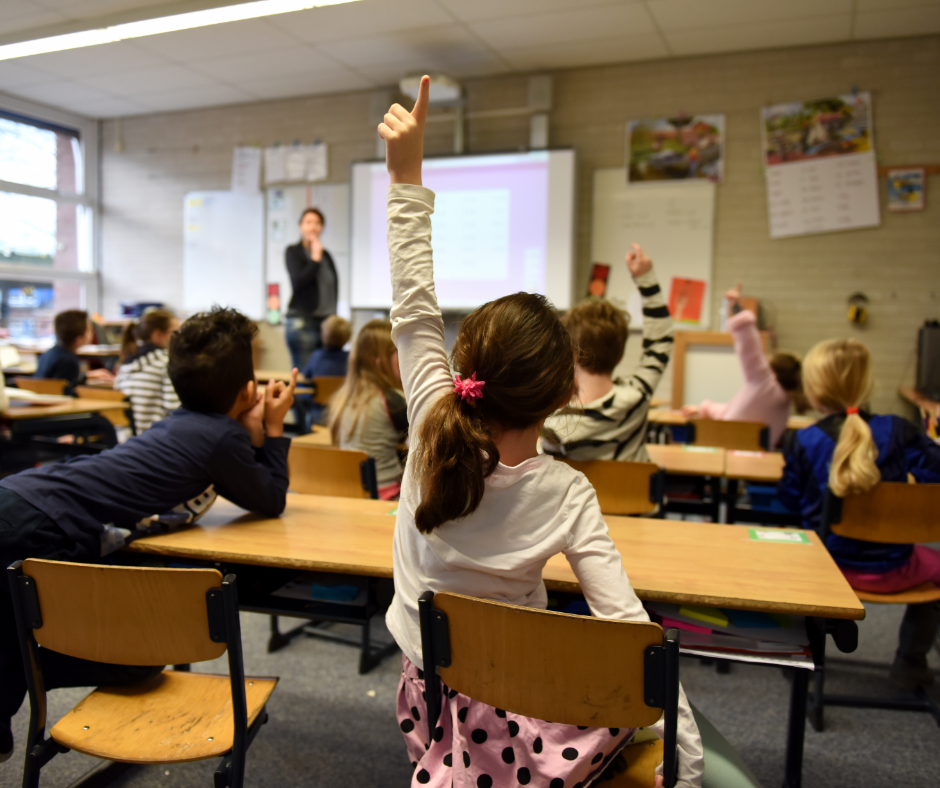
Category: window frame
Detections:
[{"x1": 0, "y1": 91, "x2": 99, "y2": 316}]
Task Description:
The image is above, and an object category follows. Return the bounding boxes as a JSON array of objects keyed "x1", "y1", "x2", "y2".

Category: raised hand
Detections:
[
  {"x1": 625, "y1": 243, "x2": 652, "y2": 278},
  {"x1": 378, "y1": 75, "x2": 430, "y2": 186},
  {"x1": 724, "y1": 281, "x2": 742, "y2": 309},
  {"x1": 264, "y1": 368, "x2": 298, "y2": 438},
  {"x1": 680, "y1": 404, "x2": 700, "y2": 418}
]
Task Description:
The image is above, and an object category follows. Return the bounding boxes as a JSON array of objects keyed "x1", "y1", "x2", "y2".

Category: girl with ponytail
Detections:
[
  {"x1": 379, "y1": 77, "x2": 704, "y2": 788},
  {"x1": 779, "y1": 338, "x2": 940, "y2": 689},
  {"x1": 114, "y1": 310, "x2": 180, "y2": 431}
]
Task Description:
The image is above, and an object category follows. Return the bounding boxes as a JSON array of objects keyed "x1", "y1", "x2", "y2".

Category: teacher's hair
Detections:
[
  {"x1": 412, "y1": 293, "x2": 575, "y2": 533},
  {"x1": 299, "y1": 207, "x2": 325, "y2": 226}
]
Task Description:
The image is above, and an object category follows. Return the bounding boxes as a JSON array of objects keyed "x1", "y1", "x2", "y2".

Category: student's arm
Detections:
[
  {"x1": 726, "y1": 309, "x2": 772, "y2": 386},
  {"x1": 900, "y1": 418, "x2": 940, "y2": 482},
  {"x1": 626, "y1": 245, "x2": 675, "y2": 400},
  {"x1": 381, "y1": 78, "x2": 453, "y2": 427},
  {"x1": 562, "y1": 480, "x2": 703, "y2": 787},
  {"x1": 285, "y1": 245, "x2": 320, "y2": 290},
  {"x1": 697, "y1": 400, "x2": 728, "y2": 420},
  {"x1": 206, "y1": 429, "x2": 291, "y2": 517}
]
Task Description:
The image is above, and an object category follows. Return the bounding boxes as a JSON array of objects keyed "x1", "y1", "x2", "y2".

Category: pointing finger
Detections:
[
  {"x1": 411, "y1": 75, "x2": 430, "y2": 125},
  {"x1": 288, "y1": 368, "x2": 298, "y2": 397}
]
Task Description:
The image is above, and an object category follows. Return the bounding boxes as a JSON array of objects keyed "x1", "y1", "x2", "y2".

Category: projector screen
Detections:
[{"x1": 350, "y1": 150, "x2": 576, "y2": 311}]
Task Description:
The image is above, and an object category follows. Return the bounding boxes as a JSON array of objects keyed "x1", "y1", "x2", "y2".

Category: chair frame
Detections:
[
  {"x1": 809, "y1": 485, "x2": 940, "y2": 731},
  {"x1": 417, "y1": 591, "x2": 680, "y2": 787},
  {"x1": 6, "y1": 562, "x2": 269, "y2": 788}
]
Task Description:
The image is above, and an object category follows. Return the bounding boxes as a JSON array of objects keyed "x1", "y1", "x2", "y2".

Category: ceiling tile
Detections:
[
  {"x1": 854, "y1": 6, "x2": 940, "y2": 39},
  {"x1": 130, "y1": 18, "x2": 303, "y2": 62},
  {"x1": 500, "y1": 33, "x2": 669, "y2": 71},
  {"x1": 665, "y1": 14, "x2": 853, "y2": 57},
  {"x1": 70, "y1": 95, "x2": 152, "y2": 118},
  {"x1": 0, "y1": 60, "x2": 58, "y2": 91},
  {"x1": 646, "y1": 0, "x2": 853, "y2": 31},
  {"x1": 469, "y1": 3, "x2": 658, "y2": 50},
  {"x1": 354, "y1": 51, "x2": 511, "y2": 84},
  {"x1": 855, "y1": 0, "x2": 940, "y2": 9},
  {"x1": 133, "y1": 82, "x2": 255, "y2": 112},
  {"x1": 0, "y1": 7, "x2": 70, "y2": 40},
  {"x1": 189, "y1": 46, "x2": 340, "y2": 82},
  {"x1": 267, "y1": 0, "x2": 455, "y2": 44},
  {"x1": 320, "y1": 24, "x2": 491, "y2": 69},
  {"x1": 16, "y1": 79, "x2": 111, "y2": 106},
  {"x1": 436, "y1": 0, "x2": 636, "y2": 23},
  {"x1": 84, "y1": 63, "x2": 219, "y2": 94},
  {"x1": 15, "y1": 40, "x2": 169, "y2": 78},
  {"x1": 239, "y1": 69, "x2": 374, "y2": 100}
]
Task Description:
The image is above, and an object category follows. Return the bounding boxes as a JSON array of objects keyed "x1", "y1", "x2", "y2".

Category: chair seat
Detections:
[
  {"x1": 50, "y1": 670, "x2": 277, "y2": 764},
  {"x1": 853, "y1": 582, "x2": 940, "y2": 605},
  {"x1": 609, "y1": 738, "x2": 663, "y2": 787}
]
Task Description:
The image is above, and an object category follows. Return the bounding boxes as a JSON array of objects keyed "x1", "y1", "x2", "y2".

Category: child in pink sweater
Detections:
[{"x1": 682, "y1": 285, "x2": 807, "y2": 448}]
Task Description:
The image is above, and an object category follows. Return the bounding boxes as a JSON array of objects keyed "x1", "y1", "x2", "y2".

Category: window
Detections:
[{"x1": 0, "y1": 100, "x2": 98, "y2": 340}]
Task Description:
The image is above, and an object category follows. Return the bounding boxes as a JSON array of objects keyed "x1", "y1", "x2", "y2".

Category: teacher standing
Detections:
[{"x1": 284, "y1": 207, "x2": 338, "y2": 370}]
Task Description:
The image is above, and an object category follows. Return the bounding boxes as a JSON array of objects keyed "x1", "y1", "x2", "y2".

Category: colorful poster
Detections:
[
  {"x1": 887, "y1": 168, "x2": 925, "y2": 212},
  {"x1": 668, "y1": 277, "x2": 706, "y2": 325},
  {"x1": 627, "y1": 115, "x2": 724, "y2": 183},
  {"x1": 762, "y1": 92, "x2": 872, "y2": 168}
]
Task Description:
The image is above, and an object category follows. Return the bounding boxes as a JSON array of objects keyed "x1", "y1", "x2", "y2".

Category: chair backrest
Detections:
[
  {"x1": 688, "y1": 418, "x2": 769, "y2": 451},
  {"x1": 15, "y1": 560, "x2": 228, "y2": 666},
  {"x1": 559, "y1": 458, "x2": 663, "y2": 516},
  {"x1": 822, "y1": 482, "x2": 940, "y2": 544},
  {"x1": 312, "y1": 376, "x2": 345, "y2": 406},
  {"x1": 288, "y1": 443, "x2": 378, "y2": 498},
  {"x1": 15, "y1": 377, "x2": 67, "y2": 396},
  {"x1": 74, "y1": 385, "x2": 133, "y2": 430}
]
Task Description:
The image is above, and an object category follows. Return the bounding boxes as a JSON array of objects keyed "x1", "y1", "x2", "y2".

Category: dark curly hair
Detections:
[{"x1": 168, "y1": 306, "x2": 256, "y2": 414}]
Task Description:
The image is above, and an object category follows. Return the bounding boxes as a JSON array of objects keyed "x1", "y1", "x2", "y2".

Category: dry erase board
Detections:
[
  {"x1": 266, "y1": 183, "x2": 351, "y2": 319},
  {"x1": 591, "y1": 170, "x2": 716, "y2": 329},
  {"x1": 183, "y1": 191, "x2": 264, "y2": 319}
]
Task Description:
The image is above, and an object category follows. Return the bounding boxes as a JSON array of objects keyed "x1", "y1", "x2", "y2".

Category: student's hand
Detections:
[
  {"x1": 264, "y1": 368, "x2": 298, "y2": 438},
  {"x1": 654, "y1": 777, "x2": 664, "y2": 788},
  {"x1": 86, "y1": 368, "x2": 114, "y2": 382},
  {"x1": 680, "y1": 404, "x2": 699, "y2": 418},
  {"x1": 379, "y1": 74, "x2": 429, "y2": 186},
  {"x1": 625, "y1": 243, "x2": 652, "y2": 278},
  {"x1": 724, "y1": 282, "x2": 742, "y2": 310},
  {"x1": 238, "y1": 385, "x2": 265, "y2": 448}
]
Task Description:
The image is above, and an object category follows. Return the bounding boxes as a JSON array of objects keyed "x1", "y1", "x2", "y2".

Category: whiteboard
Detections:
[
  {"x1": 591, "y1": 171, "x2": 716, "y2": 329},
  {"x1": 266, "y1": 183, "x2": 350, "y2": 319},
  {"x1": 682, "y1": 345, "x2": 745, "y2": 407},
  {"x1": 183, "y1": 191, "x2": 264, "y2": 319}
]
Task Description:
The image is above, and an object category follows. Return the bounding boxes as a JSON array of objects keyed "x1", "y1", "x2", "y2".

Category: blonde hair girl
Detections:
[
  {"x1": 328, "y1": 319, "x2": 407, "y2": 499},
  {"x1": 779, "y1": 337, "x2": 940, "y2": 689}
]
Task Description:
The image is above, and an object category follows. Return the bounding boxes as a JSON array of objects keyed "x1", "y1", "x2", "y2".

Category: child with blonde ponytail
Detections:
[
  {"x1": 378, "y1": 77, "x2": 713, "y2": 788},
  {"x1": 779, "y1": 338, "x2": 940, "y2": 688}
]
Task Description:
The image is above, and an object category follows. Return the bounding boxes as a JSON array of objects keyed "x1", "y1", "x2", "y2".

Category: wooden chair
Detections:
[
  {"x1": 809, "y1": 482, "x2": 940, "y2": 731},
  {"x1": 6, "y1": 560, "x2": 277, "y2": 788},
  {"x1": 418, "y1": 591, "x2": 681, "y2": 787},
  {"x1": 311, "y1": 376, "x2": 345, "y2": 407},
  {"x1": 687, "y1": 419, "x2": 769, "y2": 451},
  {"x1": 560, "y1": 458, "x2": 664, "y2": 516},
  {"x1": 74, "y1": 385, "x2": 136, "y2": 435},
  {"x1": 288, "y1": 443, "x2": 378, "y2": 499},
  {"x1": 13, "y1": 377, "x2": 67, "y2": 396}
]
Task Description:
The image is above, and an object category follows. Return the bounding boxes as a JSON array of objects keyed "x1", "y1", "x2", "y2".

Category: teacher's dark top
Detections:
[{"x1": 285, "y1": 243, "x2": 338, "y2": 318}]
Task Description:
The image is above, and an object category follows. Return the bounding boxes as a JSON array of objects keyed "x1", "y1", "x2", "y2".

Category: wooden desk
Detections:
[
  {"x1": 292, "y1": 426, "x2": 333, "y2": 447},
  {"x1": 2, "y1": 397, "x2": 129, "y2": 420},
  {"x1": 725, "y1": 450, "x2": 785, "y2": 483},
  {"x1": 256, "y1": 369, "x2": 311, "y2": 384},
  {"x1": 646, "y1": 444, "x2": 724, "y2": 476},
  {"x1": 649, "y1": 409, "x2": 815, "y2": 432},
  {"x1": 899, "y1": 386, "x2": 940, "y2": 419}
]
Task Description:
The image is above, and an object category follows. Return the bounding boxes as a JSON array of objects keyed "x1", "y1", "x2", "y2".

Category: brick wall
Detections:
[{"x1": 100, "y1": 34, "x2": 940, "y2": 415}]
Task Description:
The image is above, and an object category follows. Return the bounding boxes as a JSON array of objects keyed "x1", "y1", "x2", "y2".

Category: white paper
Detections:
[
  {"x1": 230, "y1": 146, "x2": 261, "y2": 193},
  {"x1": 285, "y1": 148, "x2": 307, "y2": 181},
  {"x1": 766, "y1": 152, "x2": 880, "y2": 239},
  {"x1": 307, "y1": 142, "x2": 328, "y2": 182},
  {"x1": 264, "y1": 147, "x2": 286, "y2": 185}
]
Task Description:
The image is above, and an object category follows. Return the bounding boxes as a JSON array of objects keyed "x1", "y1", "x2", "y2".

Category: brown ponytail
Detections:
[
  {"x1": 802, "y1": 339, "x2": 880, "y2": 497},
  {"x1": 412, "y1": 293, "x2": 575, "y2": 533},
  {"x1": 769, "y1": 351, "x2": 810, "y2": 415},
  {"x1": 119, "y1": 309, "x2": 176, "y2": 363}
]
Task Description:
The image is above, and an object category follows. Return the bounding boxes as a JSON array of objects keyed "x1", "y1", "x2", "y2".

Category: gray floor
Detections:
[{"x1": 2, "y1": 605, "x2": 939, "y2": 787}]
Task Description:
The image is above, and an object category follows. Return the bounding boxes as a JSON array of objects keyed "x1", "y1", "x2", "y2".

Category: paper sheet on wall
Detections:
[
  {"x1": 264, "y1": 143, "x2": 328, "y2": 185},
  {"x1": 231, "y1": 146, "x2": 261, "y2": 193},
  {"x1": 264, "y1": 148, "x2": 286, "y2": 185}
]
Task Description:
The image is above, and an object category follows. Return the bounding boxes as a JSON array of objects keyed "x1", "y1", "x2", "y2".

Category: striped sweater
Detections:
[
  {"x1": 542, "y1": 268, "x2": 674, "y2": 462},
  {"x1": 114, "y1": 346, "x2": 180, "y2": 432}
]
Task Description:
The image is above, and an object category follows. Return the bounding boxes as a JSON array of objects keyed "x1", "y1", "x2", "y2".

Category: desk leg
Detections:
[{"x1": 783, "y1": 668, "x2": 810, "y2": 788}]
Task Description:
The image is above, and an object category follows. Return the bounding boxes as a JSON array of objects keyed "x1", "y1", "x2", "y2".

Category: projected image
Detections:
[{"x1": 351, "y1": 151, "x2": 574, "y2": 310}]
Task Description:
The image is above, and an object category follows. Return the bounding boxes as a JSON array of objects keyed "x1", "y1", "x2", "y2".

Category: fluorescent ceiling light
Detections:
[{"x1": 0, "y1": 0, "x2": 359, "y2": 61}]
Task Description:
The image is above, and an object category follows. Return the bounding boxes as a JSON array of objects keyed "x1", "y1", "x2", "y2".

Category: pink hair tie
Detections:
[
  {"x1": 846, "y1": 406, "x2": 859, "y2": 416},
  {"x1": 454, "y1": 372, "x2": 485, "y2": 403}
]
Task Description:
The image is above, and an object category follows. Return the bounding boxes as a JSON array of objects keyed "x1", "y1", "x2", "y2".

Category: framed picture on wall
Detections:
[{"x1": 886, "y1": 167, "x2": 926, "y2": 212}]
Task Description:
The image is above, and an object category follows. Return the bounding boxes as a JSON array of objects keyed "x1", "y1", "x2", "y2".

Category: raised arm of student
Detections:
[
  {"x1": 380, "y1": 76, "x2": 453, "y2": 428},
  {"x1": 563, "y1": 482, "x2": 704, "y2": 787},
  {"x1": 626, "y1": 244, "x2": 675, "y2": 400}
]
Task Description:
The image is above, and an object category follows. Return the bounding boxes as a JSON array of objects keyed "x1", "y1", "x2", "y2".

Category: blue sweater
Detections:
[
  {"x1": 778, "y1": 412, "x2": 940, "y2": 571},
  {"x1": 302, "y1": 347, "x2": 349, "y2": 380},
  {"x1": 35, "y1": 343, "x2": 83, "y2": 395},
  {"x1": 1, "y1": 409, "x2": 290, "y2": 558}
]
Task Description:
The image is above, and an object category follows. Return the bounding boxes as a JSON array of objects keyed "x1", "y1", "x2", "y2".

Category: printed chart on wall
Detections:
[
  {"x1": 591, "y1": 169, "x2": 716, "y2": 330},
  {"x1": 265, "y1": 184, "x2": 351, "y2": 321},
  {"x1": 762, "y1": 92, "x2": 880, "y2": 239}
]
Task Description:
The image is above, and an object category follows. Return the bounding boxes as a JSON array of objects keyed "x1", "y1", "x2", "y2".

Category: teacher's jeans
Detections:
[{"x1": 285, "y1": 314, "x2": 323, "y2": 371}]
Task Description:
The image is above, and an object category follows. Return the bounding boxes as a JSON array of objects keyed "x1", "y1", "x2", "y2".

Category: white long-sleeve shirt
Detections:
[{"x1": 383, "y1": 184, "x2": 703, "y2": 787}]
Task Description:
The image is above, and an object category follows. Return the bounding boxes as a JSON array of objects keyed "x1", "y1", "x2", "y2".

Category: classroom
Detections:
[{"x1": 1, "y1": 2, "x2": 940, "y2": 787}]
